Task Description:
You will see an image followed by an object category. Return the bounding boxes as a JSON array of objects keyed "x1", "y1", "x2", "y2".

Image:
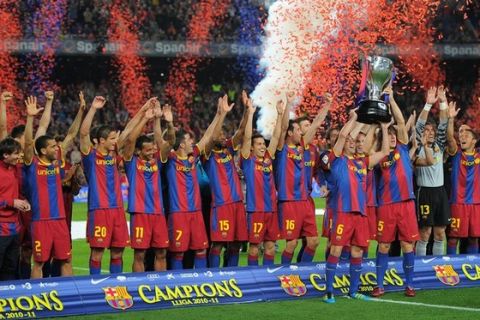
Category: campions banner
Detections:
[{"x1": 0, "y1": 255, "x2": 479, "y2": 319}]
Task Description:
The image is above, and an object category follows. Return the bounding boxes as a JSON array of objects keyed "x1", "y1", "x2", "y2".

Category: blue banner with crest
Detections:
[{"x1": 0, "y1": 255, "x2": 479, "y2": 319}]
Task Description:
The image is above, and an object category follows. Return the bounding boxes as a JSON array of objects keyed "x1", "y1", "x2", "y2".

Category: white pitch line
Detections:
[
  {"x1": 73, "y1": 266, "x2": 109, "y2": 273},
  {"x1": 368, "y1": 297, "x2": 480, "y2": 312}
]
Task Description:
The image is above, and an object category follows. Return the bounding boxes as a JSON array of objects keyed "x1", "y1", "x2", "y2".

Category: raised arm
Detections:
[
  {"x1": 333, "y1": 109, "x2": 358, "y2": 157},
  {"x1": 0, "y1": 92, "x2": 12, "y2": 139},
  {"x1": 385, "y1": 86, "x2": 408, "y2": 145},
  {"x1": 154, "y1": 102, "x2": 175, "y2": 160},
  {"x1": 34, "y1": 91, "x2": 54, "y2": 139},
  {"x1": 60, "y1": 91, "x2": 87, "y2": 152},
  {"x1": 122, "y1": 101, "x2": 155, "y2": 161},
  {"x1": 368, "y1": 121, "x2": 390, "y2": 169},
  {"x1": 200, "y1": 95, "x2": 232, "y2": 155},
  {"x1": 79, "y1": 96, "x2": 106, "y2": 155},
  {"x1": 446, "y1": 101, "x2": 460, "y2": 155},
  {"x1": 24, "y1": 96, "x2": 44, "y2": 165},
  {"x1": 436, "y1": 85, "x2": 449, "y2": 149},
  {"x1": 362, "y1": 125, "x2": 375, "y2": 155},
  {"x1": 117, "y1": 99, "x2": 152, "y2": 151},
  {"x1": 267, "y1": 100, "x2": 286, "y2": 156},
  {"x1": 277, "y1": 93, "x2": 293, "y2": 150},
  {"x1": 303, "y1": 93, "x2": 332, "y2": 145},
  {"x1": 240, "y1": 95, "x2": 257, "y2": 159},
  {"x1": 231, "y1": 90, "x2": 249, "y2": 147}
]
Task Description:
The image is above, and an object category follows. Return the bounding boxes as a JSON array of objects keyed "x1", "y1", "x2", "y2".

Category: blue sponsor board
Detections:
[
  {"x1": 0, "y1": 255, "x2": 479, "y2": 319},
  {"x1": 74, "y1": 183, "x2": 129, "y2": 203}
]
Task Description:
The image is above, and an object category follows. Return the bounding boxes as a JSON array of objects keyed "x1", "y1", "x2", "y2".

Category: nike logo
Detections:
[
  {"x1": 267, "y1": 266, "x2": 283, "y2": 273},
  {"x1": 422, "y1": 258, "x2": 436, "y2": 264},
  {"x1": 91, "y1": 276, "x2": 110, "y2": 285}
]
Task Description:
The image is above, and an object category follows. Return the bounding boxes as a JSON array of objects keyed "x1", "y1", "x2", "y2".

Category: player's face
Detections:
[
  {"x1": 43, "y1": 139, "x2": 58, "y2": 162},
  {"x1": 356, "y1": 133, "x2": 366, "y2": 154},
  {"x1": 3, "y1": 149, "x2": 20, "y2": 166},
  {"x1": 424, "y1": 124, "x2": 436, "y2": 144},
  {"x1": 140, "y1": 142, "x2": 155, "y2": 161},
  {"x1": 343, "y1": 135, "x2": 356, "y2": 156},
  {"x1": 299, "y1": 120, "x2": 311, "y2": 136},
  {"x1": 213, "y1": 130, "x2": 227, "y2": 148},
  {"x1": 182, "y1": 133, "x2": 194, "y2": 154},
  {"x1": 252, "y1": 137, "x2": 266, "y2": 158},
  {"x1": 388, "y1": 131, "x2": 397, "y2": 149},
  {"x1": 290, "y1": 123, "x2": 302, "y2": 144},
  {"x1": 327, "y1": 129, "x2": 339, "y2": 148},
  {"x1": 101, "y1": 131, "x2": 117, "y2": 151},
  {"x1": 459, "y1": 130, "x2": 476, "y2": 151}
]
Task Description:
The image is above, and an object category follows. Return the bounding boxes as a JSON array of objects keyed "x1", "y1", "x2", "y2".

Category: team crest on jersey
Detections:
[
  {"x1": 433, "y1": 265, "x2": 460, "y2": 286},
  {"x1": 222, "y1": 231, "x2": 228, "y2": 238},
  {"x1": 188, "y1": 156, "x2": 195, "y2": 164},
  {"x1": 103, "y1": 286, "x2": 134, "y2": 310},
  {"x1": 278, "y1": 275, "x2": 307, "y2": 297}
]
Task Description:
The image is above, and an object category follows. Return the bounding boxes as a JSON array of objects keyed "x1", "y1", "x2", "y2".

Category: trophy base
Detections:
[{"x1": 356, "y1": 100, "x2": 392, "y2": 124}]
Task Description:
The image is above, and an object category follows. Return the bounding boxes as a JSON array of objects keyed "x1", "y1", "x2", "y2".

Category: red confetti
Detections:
[
  {"x1": 0, "y1": 0, "x2": 22, "y2": 129},
  {"x1": 164, "y1": 0, "x2": 230, "y2": 129},
  {"x1": 108, "y1": 1, "x2": 151, "y2": 116}
]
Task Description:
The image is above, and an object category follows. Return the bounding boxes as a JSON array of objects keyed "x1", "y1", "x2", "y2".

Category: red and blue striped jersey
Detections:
[
  {"x1": 23, "y1": 157, "x2": 66, "y2": 221},
  {"x1": 375, "y1": 144, "x2": 415, "y2": 205},
  {"x1": 82, "y1": 149, "x2": 123, "y2": 211},
  {"x1": 124, "y1": 153, "x2": 165, "y2": 215},
  {"x1": 165, "y1": 146, "x2": 202, "y2": 213},
  {"x1": 201, "y1": 139, "x2": 243, "y2": 207},
  {"x1": 274, "y1": 139, "x2": 307, "y2": 201},
  {"x1": 240, "y1": 151, "x2": 277, "y2": 212},
  {"x1": 304, "y1": 143, "x2": 318, "y2": 194},
  {"x1": 330, "y1": 153, "x2": 369, "y2": 214},
  {"x1": 356, "y1": 154, "x2": 377, "y2": 207},
  {"x1": 450, "y1": 150, "x2": 480, "y2": 204}
]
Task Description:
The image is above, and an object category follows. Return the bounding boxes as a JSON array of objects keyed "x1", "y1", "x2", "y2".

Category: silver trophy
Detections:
[{"x1": 356, "y1": 56, "x2": 394, "y2": 124}]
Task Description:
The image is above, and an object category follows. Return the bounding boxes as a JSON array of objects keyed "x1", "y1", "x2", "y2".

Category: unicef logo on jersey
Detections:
[{"x1": 382, "y1": 152, "x2": 401, "y2": 168}]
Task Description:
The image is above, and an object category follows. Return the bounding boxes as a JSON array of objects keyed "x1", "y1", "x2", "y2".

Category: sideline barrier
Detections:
[{"x1": 0, "y1": 254, "x2": 479, "y2": 319}]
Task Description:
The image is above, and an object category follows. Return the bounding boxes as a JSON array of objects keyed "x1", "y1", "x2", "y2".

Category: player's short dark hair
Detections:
[
  {"x1": 54, "y1": 135, "x2": 65, "y2": 143},
  {"x1": 425, "y1": 120, "x2": 437, "y2": 132},
  {"x1": 10, "y1": 125, "x2": 25, "y2": 139},
  {"x1": 96, "y1": 125, "x2": 115, "y2": 141},
  {"x1": 326, "y1": 126, "x2": 340, "y2": 141},
  {"x1": 173, "y1": 128, "x2": 189, "y2": 150},
  {"x1": 35, "y1": 135, "x2": 54, "y2": 156},
  {"x1": 296, "y1": 116, "x2": 310, "y2": 124},
  {"x1": 251, "y1": 132, "x2": 265, "y2": 144},
  {"x1": 287, "y1": 119, "x2": 297, "y2": 133},
  {"x1": 135, "y1": 135, "x2": 153, "y2": 150},
  {"x1": 0, "y1": 138, "x2": 21, "y2": 160}
]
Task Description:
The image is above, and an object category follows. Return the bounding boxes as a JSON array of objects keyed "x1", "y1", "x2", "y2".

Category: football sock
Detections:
[
  {"x1": 208, "y1": 248, "x2": 222, "y2": 268},
  {"x1": 375, "y1": 252, "x2": 389, "y2": 289},
  {"x1": 227, "y1": 248, "x2": 239, "y2": 267},
  {"x1": 248, "y1": 254, "x2": 258, "y2": 266},
  {"x1": 281, "y1": 250, "x2": 294, "y2": 264},
  {"x1": 415, "y1": 240, "x2": 428, "y2": 256},
  {"x1": 403, "y1": 252, "x2": 415, "y2": 288},
  {"x1": 194, "y1": 252, "x2": 207, "y2": 269},
  {"x1": 326, "y1": 255, "x2": 339, "y2": 294},
  {"x1": 432, "y1": 240, "x2": 445, "y2": 255},
  {"x1": 110, "y1": 258, "x2": 123, "y2": 274},
  {"x1": 300, "y1": 246, "x2": 316, "y2": 263},
  {"x1": 89, "y1": 259, "x2": 101, "y2": 275},
  {"x1": 349, "y1": 257, "x2": 363, "y2": 295},
  {"x1": 263, "y1": 253, "x2": 275, "y2": 266},
  {"x1": 171, "y1": 254, "x2": 184, "y2": 270}
]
